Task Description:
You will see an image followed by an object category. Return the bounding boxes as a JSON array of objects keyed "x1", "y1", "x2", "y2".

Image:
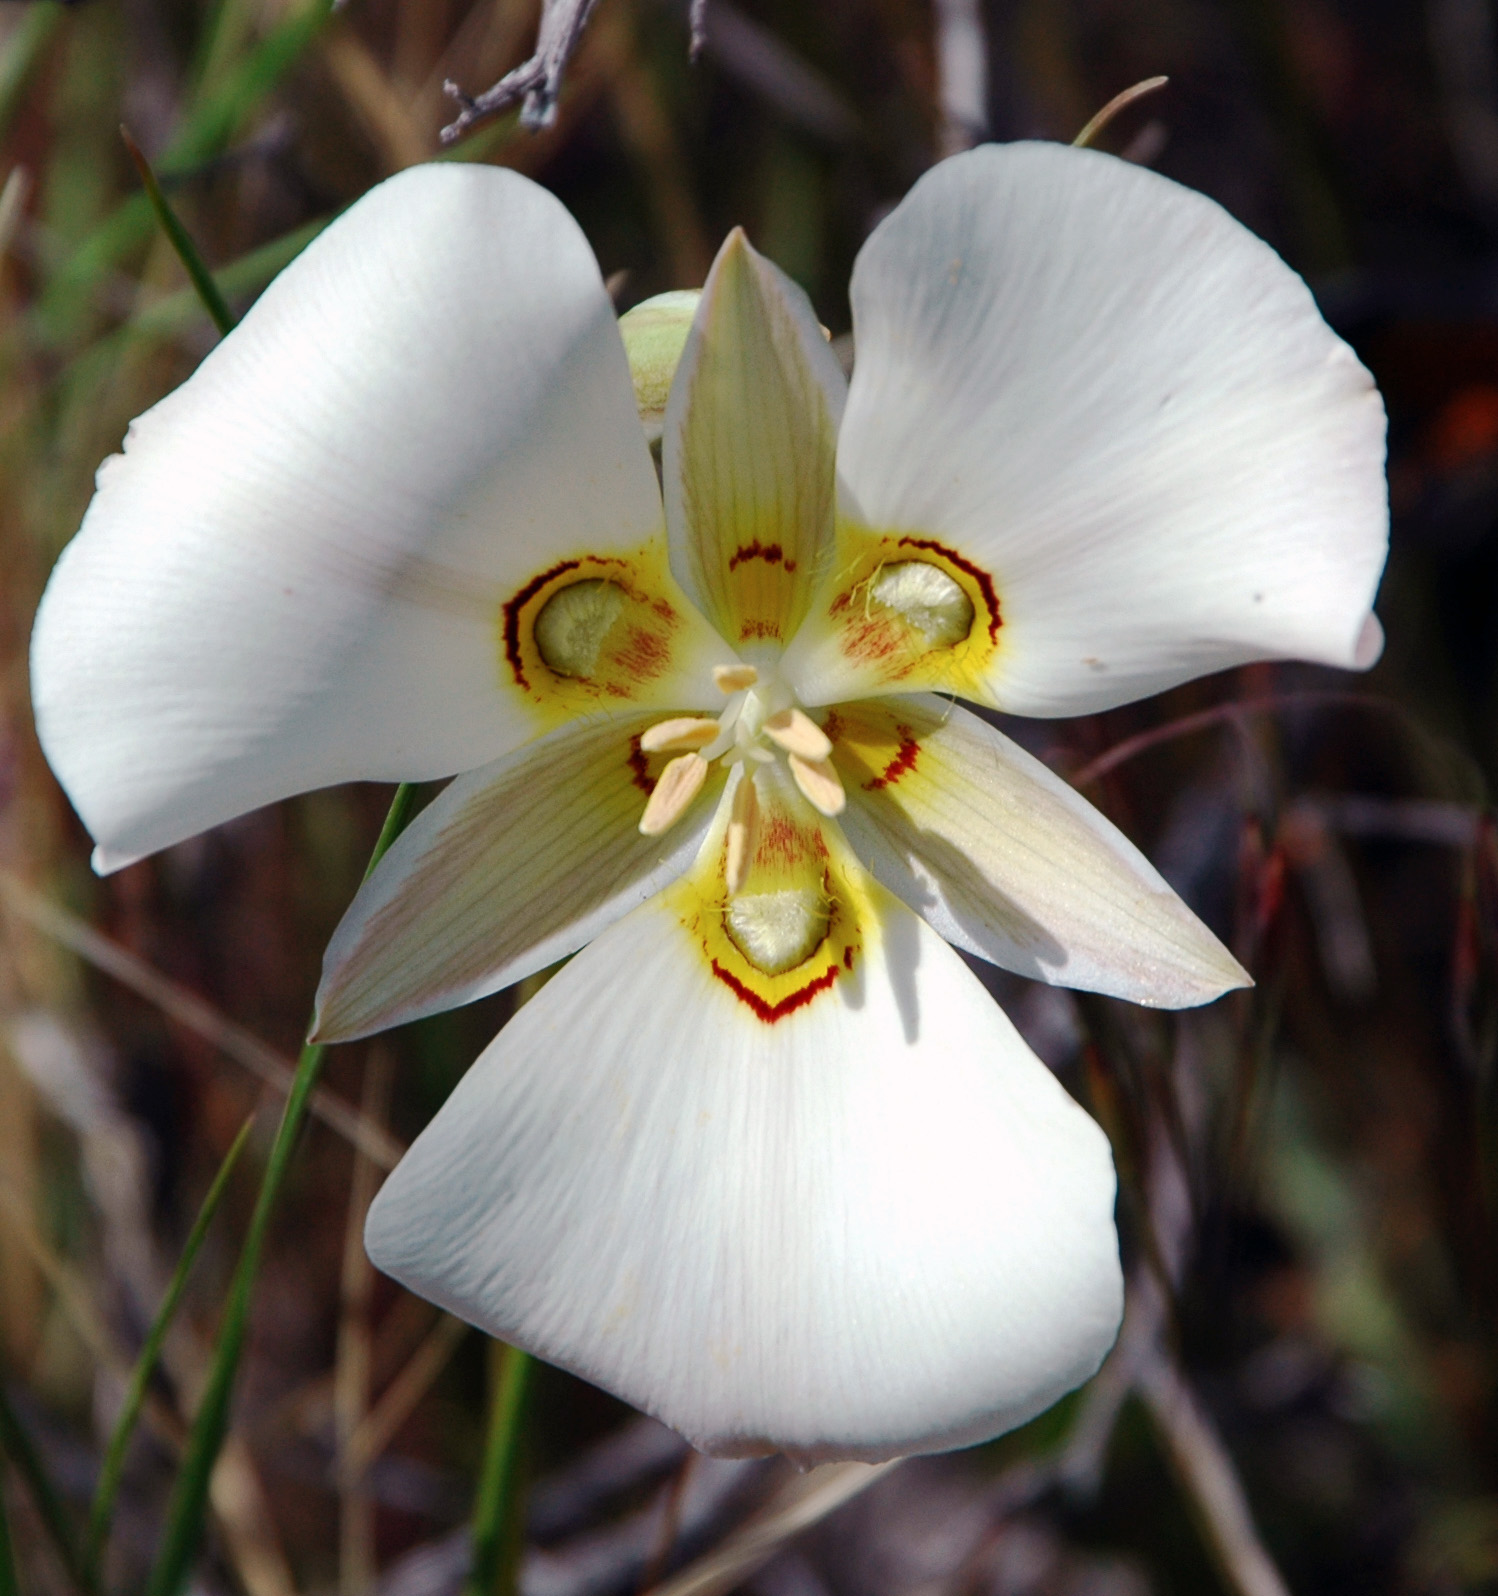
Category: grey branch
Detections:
[
  {"x1": 932, "y1": 0, "x2": 989, "y2": 157},
  {"x1": 442, "y1": 0, "x2": 605, "y2": 142},
  {"x1": 1139, "y1": 1357, "x2": 1295, "y2": 1596}
]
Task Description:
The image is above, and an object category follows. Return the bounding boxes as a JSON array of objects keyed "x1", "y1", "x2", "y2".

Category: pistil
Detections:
[{"x1": 636, "y1": 663, "x2": 847, "y2": 848}]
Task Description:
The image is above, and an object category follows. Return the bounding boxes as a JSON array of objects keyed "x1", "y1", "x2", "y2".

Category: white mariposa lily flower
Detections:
[{"x1": 30, "y1": 142, "x2": 1388, "y2": 1465}]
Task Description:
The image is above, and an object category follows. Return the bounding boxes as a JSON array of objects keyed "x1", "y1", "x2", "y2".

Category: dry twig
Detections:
[
  {"x1": 0, "y1": 869, "x2": 403, "y2": 1169},
  {"x1": 442, "y1": 0, "x2": 604, "y2": 141},
  {"x1": 932, "y1": 0, "x2": 988, "y2": 157},
  {"x1": 650, "y1": 1462, "x2": 897, "y2": 1596},
  {"x1": 1138, "y1": 1358, "x2": 1292, "y2": 1596}
]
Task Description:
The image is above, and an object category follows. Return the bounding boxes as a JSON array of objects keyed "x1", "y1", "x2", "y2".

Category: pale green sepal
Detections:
[
  {"x1": 831, "y1": 695, "x2": 1251, "y2": 1008},
  {"x1": 662, "y1": 231, "x2": 848, "y2": 660},
  {"x1": 313, "y1": 715, "x2": 724, "y2": 1043},
  {"x1": 619, "y1": 290, "x2": 703, "y2": 444}
]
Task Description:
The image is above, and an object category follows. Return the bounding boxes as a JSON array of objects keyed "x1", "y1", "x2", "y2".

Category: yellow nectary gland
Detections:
[
  {"x1": 869, "y1": 560, "x2": 975, "y2": 648},
  {"x1": 534, "y1": 579, "x2": 627, "y2": 678},
  {"x1": 725, "y1": 889, "x2": 830, "y2": 975}
]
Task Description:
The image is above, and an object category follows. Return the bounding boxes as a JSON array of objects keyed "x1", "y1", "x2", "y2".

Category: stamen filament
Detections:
[
  {"x1": 640, "y1": 716, "x2": 720, "y2": 753},
  {"x1": 761, "y1": 707, "x2": 832, "y2": 762},
  {"x1": 713, "y1": 663, "x2": 759, "y2": 692},
  {"x1": 639, "y1": 752, "x2": 709, "y2": 835},
  {"x1": 725, "y1": 774, "x2": 760, "y2": 894},
  {"x1": 788, "y1": 753, "x2": 846, "y2": 817}
]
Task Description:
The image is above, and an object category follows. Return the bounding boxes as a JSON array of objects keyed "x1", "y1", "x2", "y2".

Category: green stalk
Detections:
[
  {"x1": 119, "y1": 127, "x2": 234, "y2": 336},
  {"x1": 463, "y1": 1344, "x2": 533, "y2": 1596},
  {"x1": 0, "y1": 1381, "x2": 88, "y2": 1594},
  {"x1": 0, "y1": 1457, "x2": 16, "y2": 1596},
  {"x1": 143, "y1": 783, "x2": 415, "y2": 1596},
  {"x1": 45, "y1": 214, "x2": 331, "y2": 400},
  {"x1": 38, "y1": 0, "x2": 335, "y2": 341},
  {"x1": 87, "y1": 1115, "x2": 255, "y2": 1579},
  {"x1": 455, "y1": 973, "x2": 551, "y2": 1596},
  {"x1": 0, "y1": 0, "x2": 65, "y2": 148}
]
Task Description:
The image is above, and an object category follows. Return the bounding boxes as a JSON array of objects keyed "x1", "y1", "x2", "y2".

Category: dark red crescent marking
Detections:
[
  {"x1": 728, "y1": 540, "x2": 786, "y2": 570},
  {"x1": 501, "y1": 559, "x2": 582, "y2": 688},
  {"x1": 625, "y1": 736, "x2": 653, "y2": 795},
  {"x1": 896, "y1": 536, "x2": 1003, "y2": 642},
  {"x1": 865, "y1": 730, "x2": 919, "y2": 791},
  {"x1": 710, "y1": 959, "x2": 841, "y2": 1022}
]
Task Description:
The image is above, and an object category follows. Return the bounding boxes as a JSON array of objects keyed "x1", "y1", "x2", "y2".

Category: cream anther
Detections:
[
  {"x1": 725, "y1": 774, "x2": 760, "y2": 894},
  {"x1": 640, "y1": 716, "x2": 720, "y2": 754},
  {"x1": 713, "y1": 663, "x2": 759, "y2": 692},
  {"x1": 788, "y1": 753, "x2": 846, "y2": 817},
  {"x1": 639, "y1": 753, "x2": 709, "y2": 835},
  {"x1": 762, "y1": 707, "x2": 832, "y2": 762}
]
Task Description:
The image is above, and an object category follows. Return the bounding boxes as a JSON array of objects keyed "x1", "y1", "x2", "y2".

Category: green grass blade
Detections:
[
  {"x1": 0, "y1": 1382, "x2": 89, "y2": 1594},
  {"x1": 87, "y1": 1114, "x2": 256, "y2": 1578},
  {"x1": 49, "y1": 56, "x2": 505, "y2": 355},
  {"x1": 0, "y1": 1460, "x2": 16, "y2": 1596},
  {"x1": 120, "y1": 127, "x2": 234, "y2": 336},
  {"x1": 365, "y1": 782, "x2": 417, "y2": 873},
  {"x1": 158, "y1": 215, "x2": 329, "y2": 321},
  {"x1": 143, "y1": 784, "x2": 413, "y2": 1596},
  {"x1": 38, "y1": 0, "x2": 334, "y2": 341},
  {"x1": 170, "y1": 0, "x2": 334, "y2": 172},
  {"x1": 0, "y1": 0, "x2": 65, "y2": 147},
  {"x1": 47, "y1": 213, "x2": 331, "y2": 397},
  {"x1": 143, "y1": 1046, "x2": 325, "y2": 1596},
  {"x1": 435, "y1": 115, "x2": 522, "y2": 164},
  {"x1": 30, "y1": 214, "x2": 328, "y2": 445},
  {"x1": 463, "y1": 1344, "x2": 533, "y2": 1596}
]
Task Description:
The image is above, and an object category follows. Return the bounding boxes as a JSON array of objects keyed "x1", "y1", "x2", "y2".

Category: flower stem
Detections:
[
  {"x1": 0, "y1": 1379, "x2": 89, "y2": 1595},
  {"x1": 86, "y1": 1114, "x2": 255, "y2": 1583},
  {"x1": 0, "y1": 1454, "x2": 15, "y2": 1596},
  {"x1": 143, "y1": 783, "x2": 416, "y2": 1596},
  {"x1": 464, "y1": 1342, "x2": 533, "y2": 1596},
  {"x1": 0, "y1": 0, "x2": 65, "y2": 149},
  {"x1": 457, "y1": 966, "x2": 559, "y2": 1596}
]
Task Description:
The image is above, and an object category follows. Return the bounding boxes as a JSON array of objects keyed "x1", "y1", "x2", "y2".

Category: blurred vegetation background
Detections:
[{"x1": 1, "y1": 0, "x2": 1497, "y2": 1592}]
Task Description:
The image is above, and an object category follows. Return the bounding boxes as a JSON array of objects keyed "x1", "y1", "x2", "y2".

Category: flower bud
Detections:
[{"x1": 618, "y1": 290, "x2": 702, "y2": 445}]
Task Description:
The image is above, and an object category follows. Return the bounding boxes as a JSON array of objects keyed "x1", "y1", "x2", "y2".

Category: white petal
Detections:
[
  {"x1": 313, "y1": 714, "x2": 724, "y2": 1042},
  {"x1": 786, "y1": 142, "x2": 1387, "y2": 713},
  {"x1": 663, "y1": 230, "x2": 847, "y2": 661},
  {"x1": 366, "y1": 876, "x2": 1122, "y2": 1463},
  {"x1": 1354, "y1": 612, "x2": 1385, "y2": 668},
  {"x1": 828, "y1": 696, "x2": 1249, "y2": 1006},
  {"x1": 32, "y1": 164, "x2": 726, "y2": 869}
]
